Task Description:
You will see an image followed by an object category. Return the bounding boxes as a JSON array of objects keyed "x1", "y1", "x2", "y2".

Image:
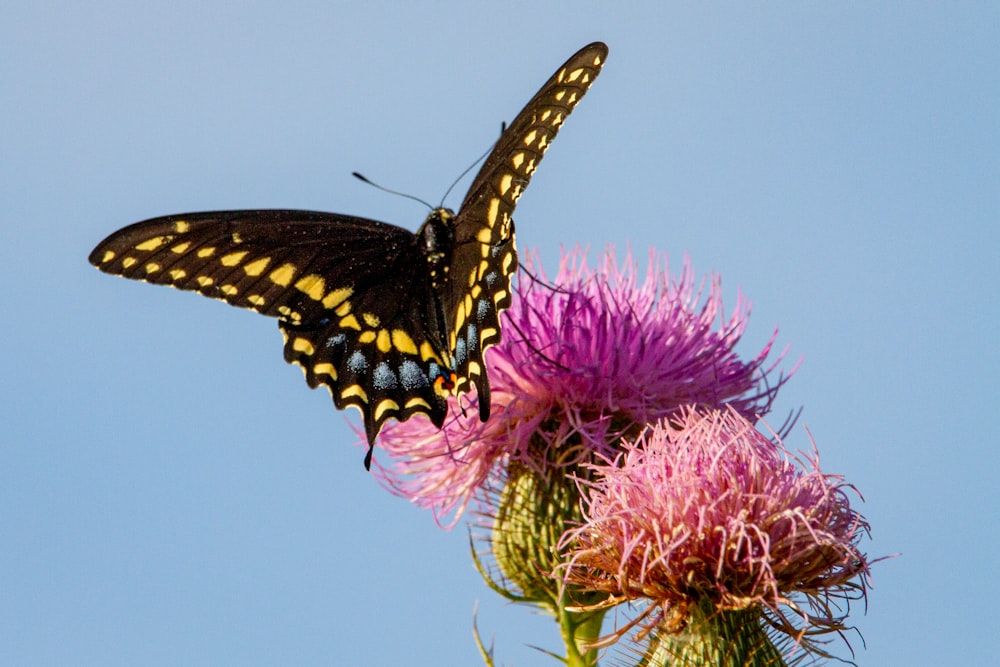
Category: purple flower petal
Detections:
[{"x1": 373, "y1": 247, "x2": 791, "y2": 524}]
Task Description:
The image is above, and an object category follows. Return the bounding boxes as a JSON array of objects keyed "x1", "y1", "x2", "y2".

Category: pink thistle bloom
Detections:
[
  {"x1": 373, "y1": 247, "x2": 790, "y2": 524},
  {"x1": 558, "y1": 407, "x2": 871, "y2": 654}
]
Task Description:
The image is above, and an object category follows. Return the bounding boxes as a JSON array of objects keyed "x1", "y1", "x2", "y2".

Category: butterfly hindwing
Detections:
[{"x1": 446, "y1": 42, "x2": 609, "y2": 412}]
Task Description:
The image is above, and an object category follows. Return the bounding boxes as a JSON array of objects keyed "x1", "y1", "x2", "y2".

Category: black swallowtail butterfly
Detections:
[{"x1": 89, "y1": 42, "x2": 608, "y2": 468}]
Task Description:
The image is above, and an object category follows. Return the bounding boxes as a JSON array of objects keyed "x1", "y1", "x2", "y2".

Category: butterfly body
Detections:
[{"x1": 89, "y1": 42, "x2": 607, "y2": 467}]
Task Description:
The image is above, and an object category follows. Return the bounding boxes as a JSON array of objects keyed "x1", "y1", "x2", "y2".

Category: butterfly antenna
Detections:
[
  {"x1": 438, "y1": 122, "x2": 507, "y2": 207},
  {"x1": 503, "y1": 313, "x2": 572, "y2": 373},
  {"x1": 352, "y1": 172, "x2": 434, "y2": 210},
  {"x1": 519, "y1": 261, "x2": 574, "y2": 295}
]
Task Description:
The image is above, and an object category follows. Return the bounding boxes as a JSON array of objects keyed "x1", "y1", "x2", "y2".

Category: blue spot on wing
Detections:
[
  {"x1": 400, "y1": 360, "x2": 429, "y2": 389},
  {"x1": 347, "y1": 350, "x2": 368, "y2": 373},
  {"x1": 428, "y1": 362, "x2": 447, "y2": 383},
  {"x1": 373, "y1": 362, "x2": 398, "y2": 390},
  {"x1": 466, "y1": 323, "x2": 479, "y2": 353}
]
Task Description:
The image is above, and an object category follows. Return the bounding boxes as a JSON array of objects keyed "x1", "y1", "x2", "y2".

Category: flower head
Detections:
[
  {"x1": 374, "y1": 247, "x2": 790, "y2": 524},
  {"x1": 559, "y1": 407, "x2": 871, "y2": 656}
]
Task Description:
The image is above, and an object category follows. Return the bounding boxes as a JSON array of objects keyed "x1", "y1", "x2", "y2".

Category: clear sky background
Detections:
[{"x1": 2, "y1": 3, "x2": 997, "y2": 665}]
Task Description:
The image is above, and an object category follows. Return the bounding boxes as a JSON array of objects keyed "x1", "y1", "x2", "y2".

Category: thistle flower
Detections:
[
  {"x1": 558, "y1": 407, "x2": 872, "y2": 662},
  {"x1": 374, "y1": 247, "x2": 790, "y2": 524}
]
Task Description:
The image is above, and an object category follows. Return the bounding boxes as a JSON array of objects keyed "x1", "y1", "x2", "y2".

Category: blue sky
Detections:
[{"x1": 2, "y1": 3, "x2": 997, "y2": 665}]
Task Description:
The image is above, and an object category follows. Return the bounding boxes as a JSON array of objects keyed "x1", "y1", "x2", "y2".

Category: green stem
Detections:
[{"x1": 559, "y1": 605, "x2": 606, "y2": 667}]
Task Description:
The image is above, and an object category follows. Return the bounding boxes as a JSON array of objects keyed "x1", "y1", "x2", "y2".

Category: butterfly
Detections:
[{"x1": 89, "y1": 42, "x2": 608, "y2": 468}]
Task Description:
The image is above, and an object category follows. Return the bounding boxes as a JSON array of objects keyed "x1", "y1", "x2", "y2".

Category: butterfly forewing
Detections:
[
  {"x1": 446, "y1": 42, "x2": 608, "y2": 408},
  {"x1": 89, "y1": 210, "x2": 417, "y2": 321}
]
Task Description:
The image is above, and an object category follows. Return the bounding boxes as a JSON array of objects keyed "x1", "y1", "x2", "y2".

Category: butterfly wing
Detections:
[
  {"x1": 89, "y1": 210, "x2": 454, "y2": 456},
  {"x1": 446, "y1": 42, "x2": 609, "y2": 415}
]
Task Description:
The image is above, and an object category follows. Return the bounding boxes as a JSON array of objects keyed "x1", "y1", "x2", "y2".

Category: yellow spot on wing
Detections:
[
  {"x1": 173, "y1": 220, "x2": 190, "y2": 233},
  {"x1": 247, "y1": 294, "x2": 265, "y2": 306},
  {"x1": 391, "y1": 329, "x2": 418, "y2": 355},
  {"x1": 362, "y1": 312, "x2": 381, "y2": 328},
  {"x1": 100, "y1": 250, "x2": 115, "y2": 263},
  {"x1": 376, "y1": 329, "x2": 391, "y2": 353},
  {"x1": 454, "y1": 299, "x2": 467, "y2": 333},
  {"x1": 196, "y1": 276, "x2": 214, "y2": 287},
  {"x1": 243, "y1": 257, "x2": 271, "y2": 276},
  {"x1": 122, "y1": 257, "x2": 136, "y2": 269},
  {"x1": 499, "y1": 173, "x2": 512, "y2": 195},
  {"x1": 419, "y1": 341, "x2": 438, "y2": 362},
  {"x1": 335, "y1": 301, "x2": 352, "y2": 317},
  {"x1": 481, "y1": 326, "x2": 497, "y2": 341},
  {"x1": 144, "y1": 263, "x2": 160, "y2": 273},
  {"x1": 169, "y1": 269, "x2": 187, "y2": 280},
  {"x1": 313, "y1": 362, "x2": 336, "y2": 379},
  {"x1": 322, "y1": 287, "x2": 353, "y2": 309},
  {"x1": 269, "y1": 263, "x2": 297, "y2": 287},
  {"x1": 220, "y1": 284, "x2": 237, "y2": 295},
  {"x1": 523, "y1": 130, "x2": 537, "y2": 146},
  {"x1": 404, "y1": 396, "x2": 431, "y2": 411},
  {"x1": 197, "y1": 247, "x2": 216, "y2": 258},
  {"x1": 220, "y1": 250, "x2": 248, "y2": 267},
  {"x1": 566, "y1": 67, "x2": 584, "y2": 83},
  {"x1": 295, "y1": 274, "x2": 326, "y2": 301},
  {"x1": 359, "y1": 331, "x2": 376, "y2": 344},
  {"x1": 467, "y1": 360, "x2": 481, "y2": 377},
  {"x1": 171, "y1": 241, "x2": 191, "y2": 254},
  {"x1": 512, "y1": 153, "x2": 524, "y2": 169},
  {"x1": 486, "y1": 197, "x2": 500, "y2": 227},
  {"x1": 341, "y1": 385, "x2": 368, "y2": 402},
  {"x1": 502, "y1": 251, "x2": 514, "y2": 273},
  {"x1": 374, "y1": 398, "x2": 399, "y2": 421},
  {"x1": 339, "y1": 314, "x2": 361, "y2": 330},
  {"x1": 135, "y1": 236, "x2": 169, "y2": 251},
  {"x1": 293, "y1": 338, "x2": 315, "y2": 355}
]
